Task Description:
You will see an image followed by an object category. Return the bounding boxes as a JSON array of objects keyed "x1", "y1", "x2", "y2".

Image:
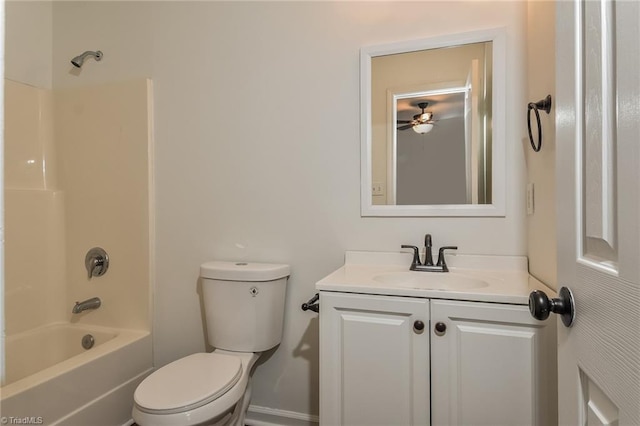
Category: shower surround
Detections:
[{"x1": 1, "y1": 78, "x2": 154, "y2": 425}]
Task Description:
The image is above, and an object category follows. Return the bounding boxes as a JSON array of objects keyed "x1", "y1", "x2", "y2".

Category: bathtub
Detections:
[{"x1": 1, "y1": 323, "x2": 152, "y2": 426}]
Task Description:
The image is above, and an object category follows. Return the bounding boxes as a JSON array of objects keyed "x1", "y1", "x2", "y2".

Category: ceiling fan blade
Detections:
[
  {"x1": 397, "y1": 120, "x2": 413, "y2": 124},
  {"x1": 397, "y1": 124, "x2": 413, "y2": 131}
]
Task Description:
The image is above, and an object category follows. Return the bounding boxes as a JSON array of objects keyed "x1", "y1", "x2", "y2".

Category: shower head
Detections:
[{"x1": 71, "y1": 50, "x2": 103, "y2": 68}]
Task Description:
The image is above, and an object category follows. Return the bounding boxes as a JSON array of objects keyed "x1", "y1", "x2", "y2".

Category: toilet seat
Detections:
[{"x1": 134, "y1": 352, "x2": 242, "y2": 415}]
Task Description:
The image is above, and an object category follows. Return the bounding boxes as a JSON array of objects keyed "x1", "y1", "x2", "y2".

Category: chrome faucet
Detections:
[
  {"x1": 402, "y1": 234, "x2": 457, "y2": 272},
  {"x1": 72, "y1": 297, "x2": 102, "y2": 314}
]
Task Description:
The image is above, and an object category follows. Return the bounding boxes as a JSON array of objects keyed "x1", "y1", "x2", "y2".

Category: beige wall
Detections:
[
  {"x1": 4, "y1": 80, "x2": 56, "y2": 190},
  {"x1": 5, "y1": 1, "x2": 60, "y2": 331},
  {"x1": 54, "y1": 79, "x2": 152, "y2": 331},
  {"x1": 4, "y1": 80, "x2": 66, "y2": 334},
  {"x1": 44, "y1": 1, "x2": 528, "y2": 418},
  {"x1": 526, "y1": 0, "x2": 557, "y2": 289},
  {"x1": 3, "y1": 78, "x2": 152, "y2": 334}
]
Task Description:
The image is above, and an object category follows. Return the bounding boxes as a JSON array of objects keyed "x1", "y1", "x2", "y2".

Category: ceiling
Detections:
[{"x1": 397, "y1": 92, "x2": 466, "y2": 123}]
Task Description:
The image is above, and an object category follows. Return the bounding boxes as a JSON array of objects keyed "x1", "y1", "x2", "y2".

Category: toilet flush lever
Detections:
[
  {"x1": 302, "y1": 293, "x2": 320, "y2": 313},
  {"x1": 85, "y1": 247, "x2": 109, "y2": 279}
]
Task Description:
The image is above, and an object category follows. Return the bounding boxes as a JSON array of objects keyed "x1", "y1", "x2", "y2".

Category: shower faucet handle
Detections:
[
  {"x1": 87, "y1": 257, "x2": 103, "y2": 279},
  {"x1": 85, "y1": 247, "x2": 109, "y2": 279}
]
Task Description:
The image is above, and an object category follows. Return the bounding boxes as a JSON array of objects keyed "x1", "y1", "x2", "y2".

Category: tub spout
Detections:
[{"x1": 72, "y1": 297, "x2": 101, "y2": 314}]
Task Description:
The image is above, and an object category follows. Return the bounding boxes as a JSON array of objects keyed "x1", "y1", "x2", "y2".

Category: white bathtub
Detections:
[{"x1": 1, "y1": 323, "x2": 152, "y2": 426}]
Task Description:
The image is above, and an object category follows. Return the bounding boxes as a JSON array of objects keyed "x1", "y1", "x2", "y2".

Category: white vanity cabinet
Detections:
[
  {"x1": 319, "y1": 292, "x2": 430, "y2": 426},
  {"x1": 319, "y1": 292, "x2": 556, "y2": 426},
  {"x1": 430, "y1": 299, "x2": 556, "y2": 426}
]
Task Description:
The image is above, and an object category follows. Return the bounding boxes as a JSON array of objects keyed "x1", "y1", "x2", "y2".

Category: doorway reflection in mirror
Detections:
[{"x1": 371, "y1": 41, "x2": 492, "y2": 206}]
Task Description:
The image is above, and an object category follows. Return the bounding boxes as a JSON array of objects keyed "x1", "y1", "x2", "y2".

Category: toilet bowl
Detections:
[
  {"x1": 132, "y1": 261, "x2": 289, "y2": 426},
  {"x1": 132, "y1": 351, "x2": 259, "y2": 426}
]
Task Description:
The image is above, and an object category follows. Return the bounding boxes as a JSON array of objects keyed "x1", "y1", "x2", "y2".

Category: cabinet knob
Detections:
[
  {"x1": 434, "y1": 322, "x2": 447, "y2": 336},
  {"x1": 413, "y1": 320, "x2": 425, "y2": 334}
]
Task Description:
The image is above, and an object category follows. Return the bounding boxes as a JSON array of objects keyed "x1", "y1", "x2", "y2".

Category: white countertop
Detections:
[{"x1": 315, "y1": 251, "x2": 554, "y2": 305}]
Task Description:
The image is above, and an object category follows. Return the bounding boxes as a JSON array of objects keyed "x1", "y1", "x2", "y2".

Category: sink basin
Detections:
[{"x1": 372, "y1": 271, "x2": 489, "y2": 290}]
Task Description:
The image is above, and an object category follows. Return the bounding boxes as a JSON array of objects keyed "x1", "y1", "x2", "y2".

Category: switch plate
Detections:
[
  {"x1": 526, "y1": 183, "x2": 535, "y2": 215},
  {"x1": 372, "y1": 182, "x2": 385, "y2": 196}
]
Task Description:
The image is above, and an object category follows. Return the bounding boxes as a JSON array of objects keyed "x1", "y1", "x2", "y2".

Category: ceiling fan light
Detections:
[
  {"x1": 413, "y1": 123, "x2": 434, "y2": 134},
  {"x1": 419, "y1": 112, "x2": 433, "y2": 122}
]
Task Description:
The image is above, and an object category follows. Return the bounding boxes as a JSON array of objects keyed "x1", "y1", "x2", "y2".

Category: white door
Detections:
[{"x1": 555, "y1": 1, "x2": 639, "y2": 424}]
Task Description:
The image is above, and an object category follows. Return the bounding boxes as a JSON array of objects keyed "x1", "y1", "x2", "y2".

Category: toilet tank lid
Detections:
[{"x1": 200, "y1": 261, "x2": 290, "y2": 281}]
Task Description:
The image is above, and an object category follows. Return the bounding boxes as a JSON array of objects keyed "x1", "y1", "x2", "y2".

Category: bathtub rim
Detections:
[{"x1": 1, "y1": 322, "x2": 150, "y2": 400}]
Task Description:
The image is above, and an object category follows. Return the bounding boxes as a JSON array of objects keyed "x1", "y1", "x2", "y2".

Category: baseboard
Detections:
[{"x1": 245, "y1": 405, "x2": 319, "y2": 426}]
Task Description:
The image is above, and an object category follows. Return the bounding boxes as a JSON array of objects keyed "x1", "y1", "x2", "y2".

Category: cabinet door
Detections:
[
  {"x1": 320, "y1": 292, "x2": 430, "y2": 426},
  {"x1": 431, "y1": 300, "x2": 556, "y2": 426}
]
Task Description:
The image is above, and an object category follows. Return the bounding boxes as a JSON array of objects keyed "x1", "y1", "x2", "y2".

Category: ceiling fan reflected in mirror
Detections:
[{"x1": 397, "y1": 102, "x2": 435, "y2": 134}]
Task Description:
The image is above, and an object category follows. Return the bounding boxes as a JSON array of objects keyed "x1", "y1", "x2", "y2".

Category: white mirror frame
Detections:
[{"x1": 361, "y1": 28, "x2": 506, "y2": 217}]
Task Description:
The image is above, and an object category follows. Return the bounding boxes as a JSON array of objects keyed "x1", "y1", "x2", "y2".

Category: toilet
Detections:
[{"x1": 132, "y1": 261, "x2": 290, "y2": 426}]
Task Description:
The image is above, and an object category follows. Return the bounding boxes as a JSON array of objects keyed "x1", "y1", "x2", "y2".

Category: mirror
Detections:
[{"x1": 361, "y1": 28, "x2": 506, "y2": 216}]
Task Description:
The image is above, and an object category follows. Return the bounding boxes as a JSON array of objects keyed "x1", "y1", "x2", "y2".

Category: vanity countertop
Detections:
[{"x1": 315, "y1": 251, "x2": 554, "y2": 305}]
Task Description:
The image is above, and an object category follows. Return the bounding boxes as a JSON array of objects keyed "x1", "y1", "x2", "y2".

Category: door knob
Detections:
[
  {"x1": 529, "y1": 286, "x2": 575, "y2": 327},
  {"x1": 413, "y1": 320, "x2": 425, "y2": 334}
]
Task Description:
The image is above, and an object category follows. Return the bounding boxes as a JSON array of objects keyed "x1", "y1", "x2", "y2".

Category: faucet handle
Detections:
[
  {"x1": 436, "y1": 246, "x2": 458, "y2": 271},
  {"x1": 85, "y1": 247, "x2": 109, "y2": 280},
  {"x1": 401, "y1": 245, "x2": 422, "y2": 268},
  {"x1": 87, "y1": 257, "x2": 102, "y2": 279}
]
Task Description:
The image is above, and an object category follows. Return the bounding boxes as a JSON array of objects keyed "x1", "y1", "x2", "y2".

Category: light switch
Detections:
[
  {"x1": 372, "y1": 182, "x2": 385, "y2": 196},
  {"x1": 526, "y1": 183, "x2": 535, "y2": 215}
]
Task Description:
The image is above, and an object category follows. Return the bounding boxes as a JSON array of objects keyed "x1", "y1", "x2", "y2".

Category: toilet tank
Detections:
[{"x1": 200, "y1": 261, "x2": 290, "y2": 352}]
